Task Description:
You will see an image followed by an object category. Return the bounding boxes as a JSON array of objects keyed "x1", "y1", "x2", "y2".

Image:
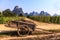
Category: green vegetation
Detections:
[
  {"x1": 0, "y1": 8, "x2": 24, "y2": 24},
  {"x1": 2, "y1": 9, "x2": 17, "y2": 17},
  {"x1": 0, "y1": 17, "x2": 19, "y2": 24},
  {"x1": 28, "y1": 16, "x2": 60, "y2": 24}
]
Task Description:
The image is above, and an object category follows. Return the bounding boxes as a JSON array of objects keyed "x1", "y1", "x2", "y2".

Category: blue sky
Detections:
[{"x1": 0, "y1": 0, "x2": 60, "y2": 15}]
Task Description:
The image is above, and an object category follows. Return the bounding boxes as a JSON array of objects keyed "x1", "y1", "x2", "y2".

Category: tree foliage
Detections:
[
  {"x1": 2, "y1": 9, "x2": 16, "y2": 17},
  {"x1": 28, "y1": 16, "x2": 60, "y2": 24}
]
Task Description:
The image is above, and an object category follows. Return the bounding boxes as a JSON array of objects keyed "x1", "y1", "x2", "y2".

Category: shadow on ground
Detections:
[{"x1": 0, "y1": 31, "x2": 18, "y2": 36}]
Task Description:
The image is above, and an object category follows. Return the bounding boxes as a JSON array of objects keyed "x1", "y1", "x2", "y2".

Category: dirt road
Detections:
[
  {"x1": 1, "y1": 33, "x2": 60, "y2": 40},
  {"x1": 0, "y1": 24, "x2": 17, "y2": 32}
]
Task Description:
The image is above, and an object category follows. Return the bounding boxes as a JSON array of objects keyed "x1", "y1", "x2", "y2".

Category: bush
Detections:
[{"x1": 0, "y1": 17, "x2": 19, "y2": 24}]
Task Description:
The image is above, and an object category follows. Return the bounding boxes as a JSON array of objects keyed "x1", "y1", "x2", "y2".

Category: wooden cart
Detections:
[{"x1": 8, "y1": 20, "x2": 36, "y2": 36}]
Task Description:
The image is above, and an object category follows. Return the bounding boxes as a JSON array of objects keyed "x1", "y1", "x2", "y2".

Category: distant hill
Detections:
[
  {"x1": 27, "y1": 11, "x2": 50, "y2": 16},
  {"x1": 40, "y1": 11, "x2": 50, "y2": 16},
  {"x1": 12, "y1": 6, "x2": 24, "y2": 16},
  {"x1": 29, "y1": 11, "x2": 39, "y2": 16},
  {"x1": 53, "y1": 14, "x2": 60, "y2": 16},
  {"x1": 12, "y1": 6, "x2": 50, "y2": 16}
]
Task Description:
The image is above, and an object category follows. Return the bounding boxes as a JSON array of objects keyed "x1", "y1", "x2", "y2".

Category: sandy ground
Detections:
[
  {"x1": 1, "y1": 33, "x2": 60, "y2": 40},
  {"x1": 0, "y1": 24, "x2": 17, "y2": 32},
  {"x1": 35, "y1": 21, "x2": 60, "y2": 30},
  {"x1": 25, "y1": 18, "x2": 60, "y2": 30}
]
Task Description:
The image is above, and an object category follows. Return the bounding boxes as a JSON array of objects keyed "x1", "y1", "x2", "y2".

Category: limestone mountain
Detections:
[
  {"x1": 29, "y1": 11, "x2": 39, "y2": 16},
  {"x1": 40, "y1": 11, "x2": 50, "y2": 16},
  {"x1": 12, "y1": 6, "x2": 24, "y2": 16}
]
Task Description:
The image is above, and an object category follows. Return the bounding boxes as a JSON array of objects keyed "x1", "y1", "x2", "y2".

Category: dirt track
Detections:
[
  {"x1": 0, "y1": 24, "x2": 17, "y2": 32},
  {"x1": 1, "y1": 33, "x2": 60, "y2": 40}
]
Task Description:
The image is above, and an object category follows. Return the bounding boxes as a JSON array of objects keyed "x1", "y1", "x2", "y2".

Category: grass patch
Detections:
[
  {"x1": 0, "y1": 17, "x2": 19, "y2": 24},
  {"x1": 0, "y1": 16, "x2": 26, "y2": 24}
]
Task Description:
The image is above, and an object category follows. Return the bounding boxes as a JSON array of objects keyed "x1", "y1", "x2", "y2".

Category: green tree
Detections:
[
  {"x1": 2, "y1": 9, "x2": 16, "y2": 17},
  {"x1": 0, "y1": 12, "x2": 3, "y2": 17}
]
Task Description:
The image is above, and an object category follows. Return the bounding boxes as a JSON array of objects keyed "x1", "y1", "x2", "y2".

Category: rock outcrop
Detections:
[{"x1": 12, "y1": 6, "x2": 24, "y2": 16}]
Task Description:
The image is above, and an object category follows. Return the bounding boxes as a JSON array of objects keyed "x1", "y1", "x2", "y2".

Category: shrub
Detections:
[{"x1": 0, "y1": 17, "x2": 19, "y2": 24}]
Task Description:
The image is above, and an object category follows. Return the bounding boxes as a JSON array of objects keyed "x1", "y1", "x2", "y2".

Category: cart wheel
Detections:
[
  {"x1": 29, "y1": 31, "x2": 32, "y2": 35},
  {"x1": 17, "y1": 25, "x2": 30, "y2": 36}
]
